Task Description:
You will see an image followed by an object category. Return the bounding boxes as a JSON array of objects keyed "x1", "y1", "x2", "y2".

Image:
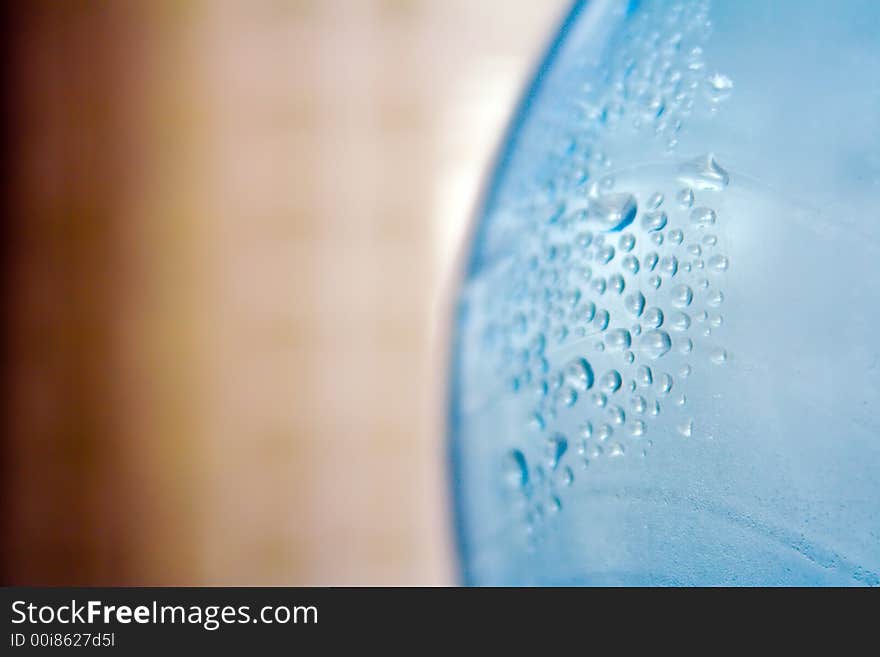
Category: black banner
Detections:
[{"x1": 0, "y1": 586, "x2": 872, "y2": 652}]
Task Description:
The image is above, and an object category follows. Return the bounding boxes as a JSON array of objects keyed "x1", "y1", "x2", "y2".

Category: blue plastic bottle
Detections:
[{"x1": 449, "y1": 0, "x2": 880, "y2": 585}]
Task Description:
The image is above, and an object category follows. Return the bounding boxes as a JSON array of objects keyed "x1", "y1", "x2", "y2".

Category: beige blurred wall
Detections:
[{"x1": 3, "y1": 0, "x2": 569, "y2": 585}]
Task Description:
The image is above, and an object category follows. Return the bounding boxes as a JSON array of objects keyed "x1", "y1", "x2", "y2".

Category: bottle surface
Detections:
[{"x1": 449, "y1": 0, "x2": 880, "y2": 585}]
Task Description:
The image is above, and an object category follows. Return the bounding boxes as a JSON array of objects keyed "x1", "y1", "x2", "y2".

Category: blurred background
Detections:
[{"x1": 0, "y1": 0, "x2": 569, "y2": 585}]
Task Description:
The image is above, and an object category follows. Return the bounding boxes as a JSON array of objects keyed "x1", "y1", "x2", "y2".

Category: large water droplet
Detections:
[
  {"x1": 647, "y1": 192, "x2": 664, "y2": 209},
  {"x1": 677, "y1": 187, "x2": 695, "y2": 208},
  {"x1": 625, "y1": 291, "x2": 646, "y2": 317},
  {"x1": 643, "y1": 307, "x2": 663, "y2": 328},
  {"x1": 599, "y1": 370, "x2": 623, "y2": 393},
  {"x1": 669, "y1": 311, "x2": 691, "y2": 331},
  {"x1": 605, "y1": 329, "x2": 632, "y2": 351},
  {"x1": 677, "y1": 153, "x2": 729, "y2": 191},
  {"x1": 597, "y1": 244, "x2": 616, "y2": 264},
  {"x1": 588, "y1": 193, "x2": 638, "y2": 231},
  {"x1": 564, "y1": 357, "x2": 594, "y2": 390},
  {"x1": 640, "y1": 330, "x2": 672, "y2": 359},
  {"x1": 641, "y1": 210, "x2": 668, "y2": 232},
  {"x1": 659, "y1": 255, "x2": 678, "y2": 277},
  {"x1": 689, "y1": 206, "x2": 717, "y2": 227},
  {"x1": 622, "y1": 254, "x2": 640, "y2": 274}
]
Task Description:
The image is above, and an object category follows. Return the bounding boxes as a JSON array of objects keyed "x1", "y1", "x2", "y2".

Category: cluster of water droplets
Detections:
[
  {"x1": 494, "y1": 152, "x2": 731, "y2": 537},
  {"x1": 459, "y1": 1, "x2": 736, "y2": 543}
]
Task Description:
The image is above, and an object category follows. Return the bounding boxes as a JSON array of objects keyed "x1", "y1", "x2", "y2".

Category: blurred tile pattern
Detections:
[{"x1": 2, "y1": 0, "x2": 567, "y2": 585}]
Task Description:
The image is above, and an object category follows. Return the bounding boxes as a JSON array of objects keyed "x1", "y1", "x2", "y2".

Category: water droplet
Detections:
[
  {"x1": 631, "y1": 395, "x2": 647, "y2": 414},
  {"x1": 676, "y1": 393, "x2": 687, "y2": 406},
  {"x1": 608, "y1": 405, "x2": 626, "y2": 425},
  {"x1": 577, "y1": 231, "x2": 594, "y2": 248},
  {"x1": 669, "y1": 311, "x2": 691, "y2": 331},
  {"x1": 599, "y1": 370, "x2": 623, "y2": 393},
  {"x1": 558, "y1": 466, "x2": 574, "y2": 487},
  {"x1": 588, "y1": 193, "x2": 638, "y2": 231},
  {"x1": 575, "y1": 301, "x2": 597, "y2": 323},
  {"x1": 637, "y1": 365, "x2": 653, "y2": 387},
  {"x1": 647, "y1": 192, "x2": 664, "y2": 209},
  {"x1": 596, "y1": 423, "x2": 613, "y2": 441},
  {"x1": 545, "y1": 434, "x2": 568, "y2": 469},
  {"x1": 668, "y1": 228, "x2": 684, "y2": 244},
  {"x1": 679, "y1": 338, "x2": 694, "y2": 354},
  {"x1": 659, "y1": 255, "x2": 679, "y2": 277},
  {"x1": 640, "y1": 330, "x2": 672, "y2": 359},
  {"x1": 643, "y1": 307, "x2": 664, "y2": 328},
  {"x1": 678, "y1": 419, "x2": 694, "y2": 437},
  {"x1": 648, "y1": 274, "x2": 662, "y2": 289},
  {"x1": 621, "y1": 254, "x2": 640, "y2": 274},
  {"x1": 594, "y1": 309, "x2": 610, "y2": 330},
  {"x1": 554, "y1": 325, "x2": 568, "y2": 343},
  {"x1": 632, "y1": 323, "x2": 642, "y2": 336},
  {"x1": 628, "y1": 420, "x2": 647, "y2": 437},
  {"x1": 597, "y1": 244, "x2": 616, "y2": 264},
  {"x1": 658, "y1": 373, "x2": 673, "y2": 394},
  {"x1": 564, "y1": 357, "x2": 594, "y2": 391},
  {"x1": 707, "y1": 289, "x2": 724, "y2": 306},
  {"x1": 651, "y1": 232, "x2": 664, "y2": 246},
  {"x1": 702, "y1": 233, "x2": 718, "y2": 247},
  {"x1": 600, "y1": 174, "x2": 615, "y2": 190},
  {"x1": 625, "y1": 291, "x2": 646, "y2": 317},
  {"x1": 605, "y1": 329, "x2": 632, "y2": 351},
  {"x1": 504, "y1": 449, "x2": 529, "y2": 488},
  {"x1": 677, "y1": 187, "x2": 695, "y2": 208},
  {"x1": 608, "y1": 273, "x2": 625, "y2": 294},
  {"x1": 644, "y1": 252, "x2": 659, "y2": 271},
  {"x1": 641, "y1": 210, "x2": 668, "y2": 232},
  {"x1": 608, "y1": 443, "x2": 626, "y2": 457},
  {"x1": 710, "y1": 348, "x2": 728, "y2": 364},
  {"x1": 671, "y1": 284, "x2": 694, "y2": 308},
  {"x1": 689, "y1": 206, "x2": 717, "y2": 227},
  {"x1": 562, "y1": 387, "x2": 578, "y2": 407},
  {"x1": 710, "y1": 313, "x2": 723, "y2": 327},
  {"x1": 624, "y1": 350, "x2": 635, "y2": 364},
  {"x1": 679, "y1": 364, "x2": 692, "y2": 378},
  {"x1": 619, "y1": 233, "x2": 636, "y2": 252},
  {"x1": 708, "y1": 254, "x2": 729, "y2": 272},
  {"x1": 531, "y1": 412, "x2": 546, "y2": 431},
  {"x1": 687, "y1": 243, "x2": 702, "y2": 257},
  {"x1": 591, "y1": 277, "x2": 607, "y2": 295},
  {"x1": 705, "y1": 72, "x2": 733, "y2": 102},
  {"x1": 677, "y1": 153, "x2": 729, "y2": 191}
]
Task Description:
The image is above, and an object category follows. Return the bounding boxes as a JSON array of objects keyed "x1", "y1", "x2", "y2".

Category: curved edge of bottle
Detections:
[{"x1": 445, "y1": 0, "x2": 590, "y2": 586}]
